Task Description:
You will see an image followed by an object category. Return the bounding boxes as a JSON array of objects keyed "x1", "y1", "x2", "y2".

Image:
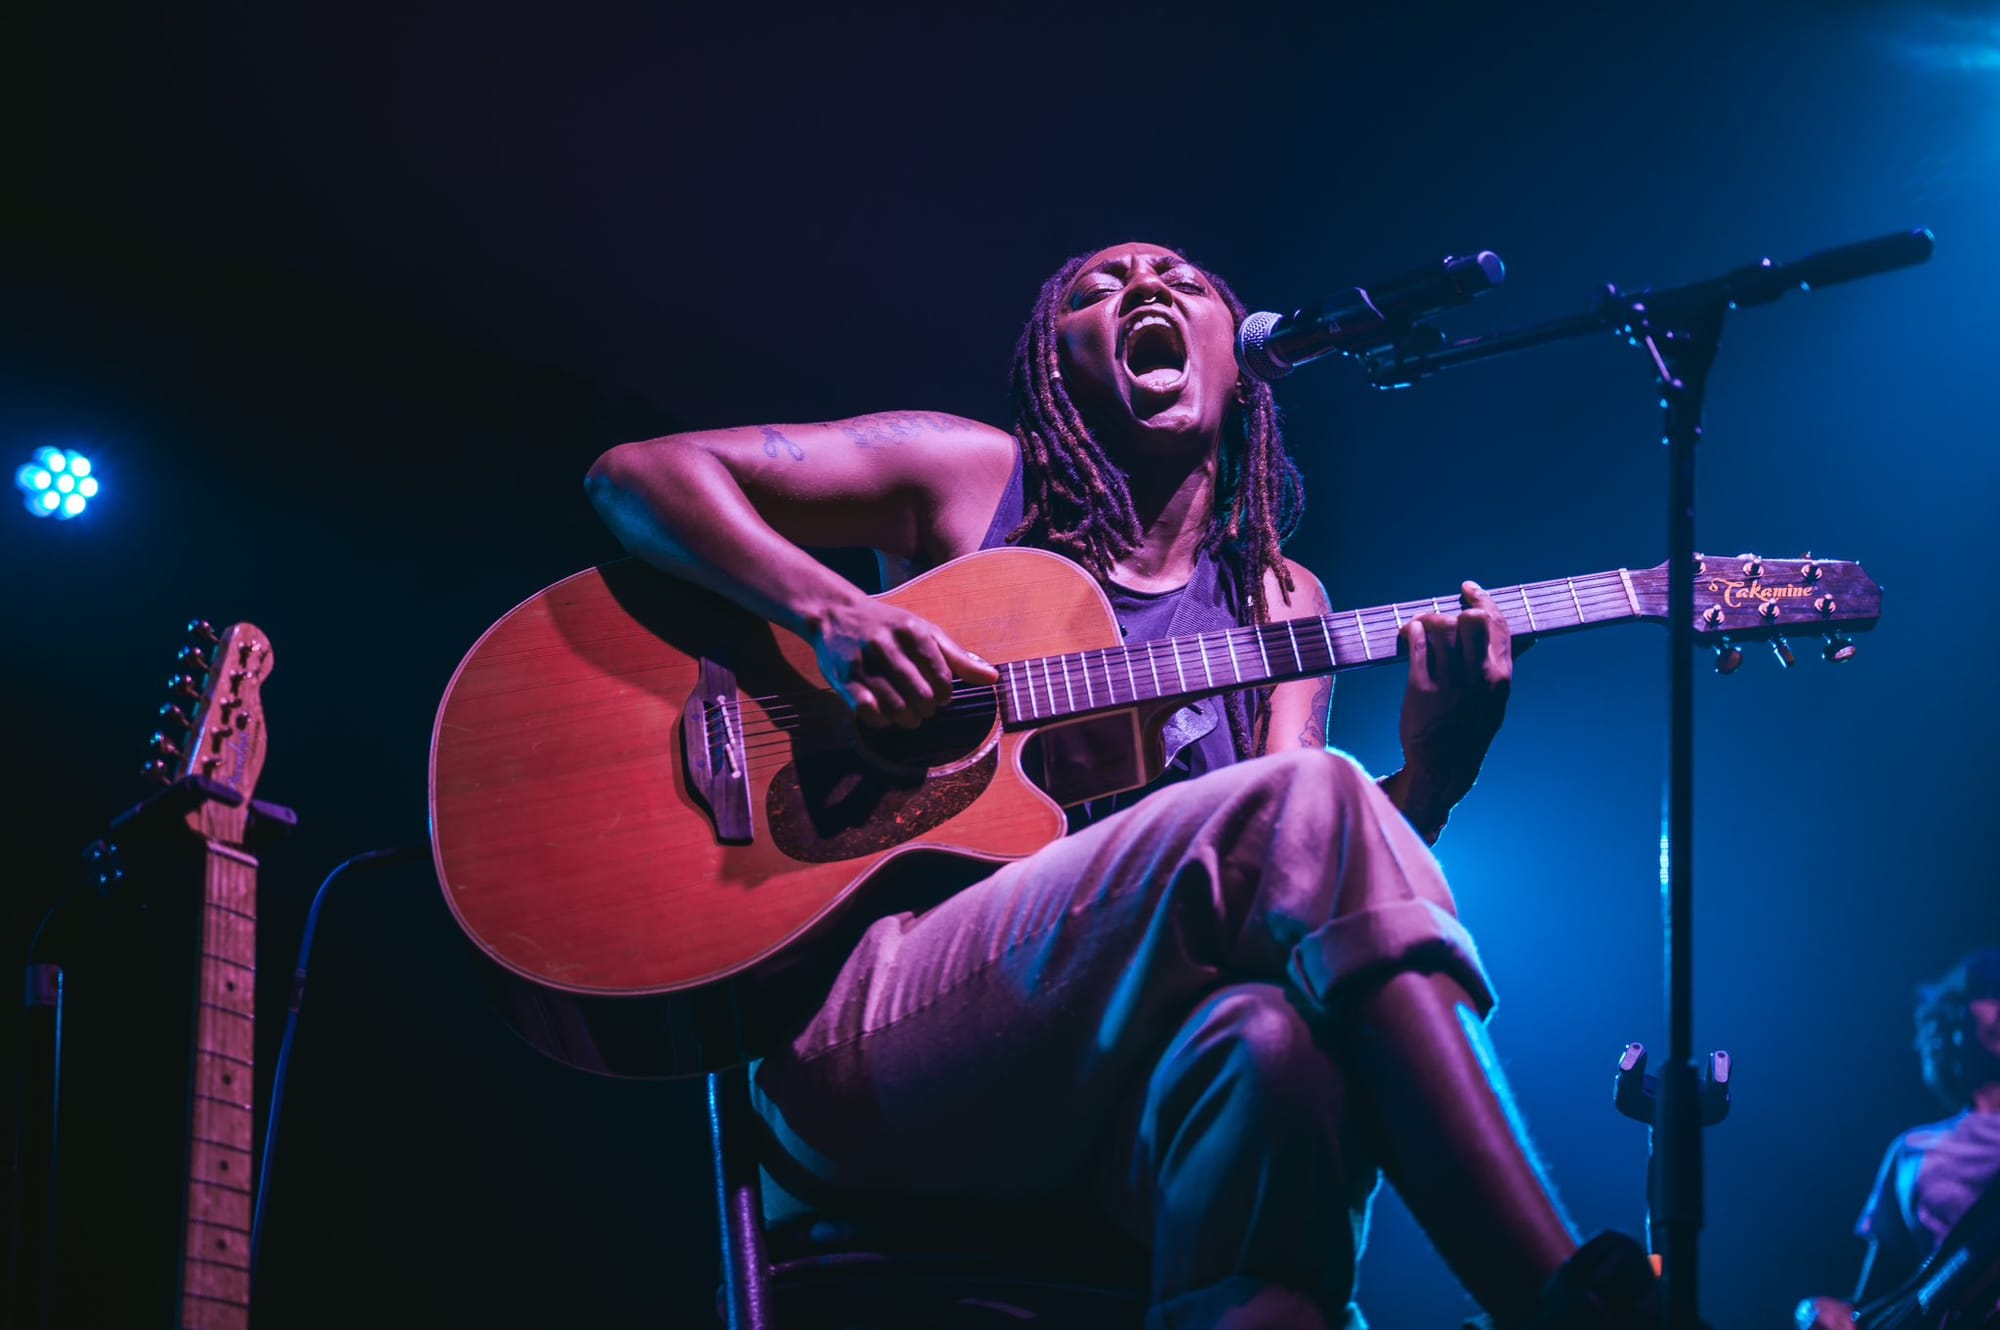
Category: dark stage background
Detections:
[{"x1": 5, "y1": 2, "x2": 1998, "y2": 1326}]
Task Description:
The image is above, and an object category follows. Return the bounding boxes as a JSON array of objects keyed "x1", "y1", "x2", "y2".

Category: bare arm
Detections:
[
  {"x1": 1259, "y1": 558, "x2": 1336, "y2": 755},
  {"x1": 585, "y1": 412, "x2": 1014, "y2": 724}
]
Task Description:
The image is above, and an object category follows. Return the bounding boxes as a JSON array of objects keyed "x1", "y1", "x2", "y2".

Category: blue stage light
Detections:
[{"x1": 17, "y1": 448, "x2": 97, "y2": 519}]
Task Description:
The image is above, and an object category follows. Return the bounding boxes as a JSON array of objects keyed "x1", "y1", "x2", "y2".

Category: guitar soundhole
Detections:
[{"x1": 764, "y1": 689, "x2": 1003, "y2": 863}]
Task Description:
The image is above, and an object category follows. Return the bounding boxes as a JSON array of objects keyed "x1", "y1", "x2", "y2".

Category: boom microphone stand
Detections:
[{"x1": 1360, "y1": 228, "x2": 1934, "y2": 1330}]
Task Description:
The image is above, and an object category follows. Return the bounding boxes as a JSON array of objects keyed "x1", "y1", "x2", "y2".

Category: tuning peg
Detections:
[
  {"x1": 168, "y1": 673, "x2": 201, "y2": 700},
  {"x1": 1770, "y1": 635, "x2": 1796, "y2": 668},
  {"x1": 1738, "y1": 555, "x2": 1763, "y2": 578},
  {"x1": 187, "y1": 619, "x2": 219, "y2": 645},
  {"x1": 177, "y1": 645, "x2": 211, "y2": 674},
  {"x1": 1800, "y1": 559, "x2": 1823, "y2": 583},
  {"x1": 157, "y1": 702, "x2": 190, "y2": 729},
  {"x1": 149, "y1": 731, "x2": 182, "y2": 760},
  {"x1": 1713, "y1": 640, "x2": 1743, "y2": 675},
  {"x1": 141, "y1": 759, "x2": 174, "y2": 784},
  {"x1": 1823, "y1": 634, "x2": 1857, "y2": 664}
]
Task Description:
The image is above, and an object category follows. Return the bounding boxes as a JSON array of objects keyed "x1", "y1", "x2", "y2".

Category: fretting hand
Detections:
[{"x1": 1395, "y1": 580, "x2": 1517, "y2": 825}]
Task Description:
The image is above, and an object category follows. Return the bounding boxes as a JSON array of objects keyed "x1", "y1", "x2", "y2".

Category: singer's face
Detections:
[{"x1": 1056, "y1": 242, "x2": 1241, "y2": 451}]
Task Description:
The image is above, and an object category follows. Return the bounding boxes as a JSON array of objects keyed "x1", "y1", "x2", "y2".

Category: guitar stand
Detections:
[
  {"x1": 1612, "y1": 1043, "x2": 1732, "y2": 1257},
  {"x1": 5, "y1": 777, "x2": 292, "y2": 1330}
]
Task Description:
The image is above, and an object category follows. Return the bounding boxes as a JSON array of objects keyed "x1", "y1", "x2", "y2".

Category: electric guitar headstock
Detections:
[
  {"x1": 1628, "y1": 553, "x2": 1882, "y2": 673},
  {"x1": 145, "y1": 619, "x2": 276, "y2": 844}
]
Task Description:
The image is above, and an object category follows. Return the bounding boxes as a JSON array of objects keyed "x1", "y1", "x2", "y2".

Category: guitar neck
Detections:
[
  {"x1": 997, "y1": 567, "x2": 1650, "y2": 726},
  {"x1": 179, "y1": 837, "x2": 257, "y2": 1330}
]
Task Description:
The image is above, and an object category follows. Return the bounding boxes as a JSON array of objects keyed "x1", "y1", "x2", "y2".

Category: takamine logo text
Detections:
[{"x1": 1707, "y1": 578, "x2": 1813, "y2": 610}]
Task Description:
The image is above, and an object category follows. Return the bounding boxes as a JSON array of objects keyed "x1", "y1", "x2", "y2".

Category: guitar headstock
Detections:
[
  {"x1": 1631, "y1": 554, "x2": 1881, "y2": 672},
  {"x1": 145, "y1": 619, "x2": 275, "y2": 841}
]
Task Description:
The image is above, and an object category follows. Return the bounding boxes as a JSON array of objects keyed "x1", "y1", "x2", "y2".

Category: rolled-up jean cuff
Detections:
[{"x1": 1287, "y1": 898, "x2": 1497, "y2": 1020}]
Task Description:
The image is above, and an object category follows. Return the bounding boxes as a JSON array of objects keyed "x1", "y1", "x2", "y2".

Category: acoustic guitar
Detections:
[{"x1": 429, "y1": 546, "x2": 1880, "y2": 1077}]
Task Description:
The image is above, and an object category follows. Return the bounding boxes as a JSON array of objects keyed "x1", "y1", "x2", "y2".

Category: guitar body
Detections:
[{"x1": 430, "y1": 547, "x2": 1157, "y2": 1078}]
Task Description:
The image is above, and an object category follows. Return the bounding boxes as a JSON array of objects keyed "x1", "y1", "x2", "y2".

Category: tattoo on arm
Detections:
[
  {"x1": 1298, "y1": 676, "x2": 1331, "y2": 749},
  {"x1": 1298, "y1": 581, "x2": 1334, "y2": 748},
  {"x1": 760, "y1": 426, "x2": 805, "y2": 461},
  {"x1": 834, "y1": 411, "x2": 973, "y2": 448}
]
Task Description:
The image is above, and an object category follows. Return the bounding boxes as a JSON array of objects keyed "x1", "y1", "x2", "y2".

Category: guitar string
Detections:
[
  {"x1": 705, "y1": 583, "x2": 1650, "y2": 745},
  {"x1": 714, "y1": 591, "x2": 1820, "y2": 761},
  {"x1": 708, "y1": 580, "x2": 1641, "y2": 726},
  {"x1": 705, "y1": 583, "x2": 1651, "y2": 750},
  {"x1": 704, "y1": 581, "x2": 1645, "y2": 738}
]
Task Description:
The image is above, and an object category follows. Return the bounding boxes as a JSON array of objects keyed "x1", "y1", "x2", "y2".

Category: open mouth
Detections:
[{"x1": 1121, "y1": 314, "x2": 1188, "y2": 392}]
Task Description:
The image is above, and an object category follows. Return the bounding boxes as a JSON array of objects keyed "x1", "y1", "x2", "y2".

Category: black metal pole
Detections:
[
  {"x1": 6, "y1": 963, "x2": 61, "y2": 1330},
  {"x1": 710, "y1": 1067, "x2": 771, "y2": 1330},
  {"x1": 1637, "y1": 305, "x2": 1722, "y2": 1330}
]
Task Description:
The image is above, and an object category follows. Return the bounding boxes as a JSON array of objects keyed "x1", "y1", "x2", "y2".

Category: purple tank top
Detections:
[{"x1": 978, "y1": 441, "x2": 1254, "y2": 828}]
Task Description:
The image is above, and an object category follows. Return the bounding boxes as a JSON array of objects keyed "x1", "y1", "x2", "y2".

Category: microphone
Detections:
[{"x1": 1236, "y1": 251, "x2": 1506, "y2": 382}]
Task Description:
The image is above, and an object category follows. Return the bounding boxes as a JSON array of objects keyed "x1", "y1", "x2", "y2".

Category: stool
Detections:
[{"x1": 709, "y1": 1063, "x2": 1149, "y2": 1328}]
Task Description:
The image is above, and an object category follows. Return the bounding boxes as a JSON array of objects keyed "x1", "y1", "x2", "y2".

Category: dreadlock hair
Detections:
[
  {"x1": 1006, "y1": 248, "x2": 1306, "y2": 760},
  {"x1": 1913, "y1": 950, "x2": 2000, "y2": 1111}
]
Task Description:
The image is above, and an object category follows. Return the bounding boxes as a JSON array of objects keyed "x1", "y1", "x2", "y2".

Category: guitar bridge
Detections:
[{"x1": 681, "y1": 658, "x2": 753, "y2": 845}]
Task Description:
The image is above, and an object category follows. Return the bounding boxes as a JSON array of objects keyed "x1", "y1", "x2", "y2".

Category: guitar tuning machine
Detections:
[
  {"x1": 158, "y1": 702, "x2": 190, "y2": 729},
  {"x1": 168, "y1": 673, "x2": 202, "y2": 700},
  {"x1": 1738, "y1": 554, "x2": 1763, "y2": 579},
  {"x1": 187, "y1": 618, "x2": 219, "y2": 645},
  {"x1": 1770, "y1": 635, "x2": 1796, "y2": 669},
  {"x1": 1713, "y1": 639, "x2": 1743, "y2": 675},
  {"x1": 141, "y1": 759, "x2": 174, "y2": 784},
  {"x1": 1823, "y1": 633, "x2": 1857, "y2": 664},
  {"x1": 177, "y1": 645, "x2": 211, "y2": 674},
  {"x1": 149, "y1": 731, "x2": 183, "y2": 760}
]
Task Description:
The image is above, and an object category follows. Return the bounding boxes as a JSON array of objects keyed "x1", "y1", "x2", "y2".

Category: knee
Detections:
[
  {"x1": 1155, "y1": 984, "x2": 1339, "y2": 1137},
  {"x1": 1255, "y1": 746, "x2": 1374, "y2": 805}
]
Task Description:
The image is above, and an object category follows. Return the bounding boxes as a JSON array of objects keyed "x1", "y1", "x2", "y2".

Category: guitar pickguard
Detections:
[{"x1": 765, "y1": 746, "x2": 999, "y2": 862}]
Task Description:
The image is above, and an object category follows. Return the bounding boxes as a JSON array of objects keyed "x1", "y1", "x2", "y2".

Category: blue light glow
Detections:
[
  {"x1": 17, "y1": 448, "x2": 98, "y2": 519},
  {"x1": 1902, "y1": 13, "x2": 2000, "y2": 71}
]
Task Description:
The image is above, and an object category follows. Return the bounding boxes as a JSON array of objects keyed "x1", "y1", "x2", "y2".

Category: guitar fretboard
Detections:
[
  {"x1": 180, "y1": 838, "x2": 256, "y2": 1330},
  {"x1": 997, "y1": 568, "x2": 1647, "y2": 726}
]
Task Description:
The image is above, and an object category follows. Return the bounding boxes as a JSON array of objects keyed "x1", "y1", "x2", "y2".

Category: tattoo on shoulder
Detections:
[
  {"x1": 760, "y1": 425, "x2": 806, "y2": 461},
  {"x1": 834, "y1": 411, "x2": 973, "y2": 448}
]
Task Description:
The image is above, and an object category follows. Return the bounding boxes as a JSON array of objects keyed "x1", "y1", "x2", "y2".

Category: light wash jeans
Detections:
[{"x1": 753, "y1": 747, "x2": 1495, "y2": 1330}]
